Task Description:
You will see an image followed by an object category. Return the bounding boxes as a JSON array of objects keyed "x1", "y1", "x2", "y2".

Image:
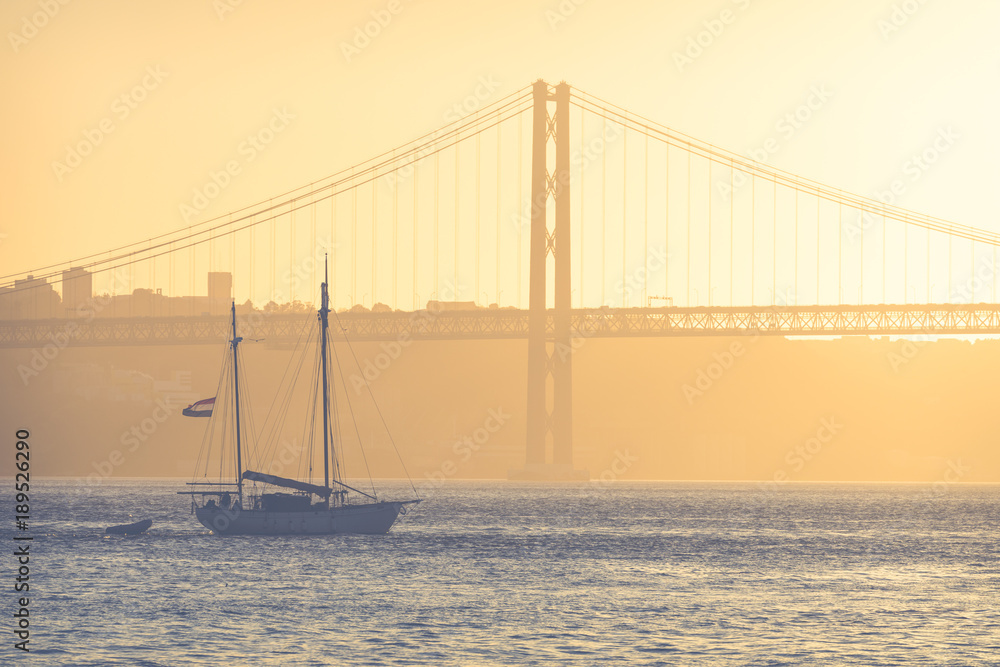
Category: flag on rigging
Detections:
[{"x1": 182, "y1": 397, "x2": 215, "y2": 417}]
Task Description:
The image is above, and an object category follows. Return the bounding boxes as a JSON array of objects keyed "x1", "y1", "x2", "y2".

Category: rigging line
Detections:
[
  {"x1": 708, "y1": 159, "x2": 712, "y2": 305},
  {"x1": 193, "y1": 340, "x2": 233, "y2": 481},
  {"x1": 253, "y1": 316, "x2": 315, "y2": 466},
  {"x1": 372, "y1": 177, "x2": 377, "y2": 306},
  {"x1": 3, "y1": 103, "x2": 533, "y2": 291},
  {"x1": 644, "y1": 132, "x2": 649, "y2": 305},
  {"x1": 455, "y1": 138, "x2": 460, "y2": 298},
  {"x1": 729, "y1": 160, "x2": 733, "y2": 306},
  {"x1": 687, "y1": 150, "x2": 691, "y2": 306},
  {"x1": 816, "y1": 194, "x2": 820, "y2": 305},
  {"x1": 665, "y1": 142, "x2": 669, "y2": 302},
  {"x1": 570, "y1": 97, "x2": 1000, "y2": 245},
  {"x1": 751, "y1": 168, "x2": 755, "y2": 305},
  {"x1": 326, "y1": 326, "x2": 376, "y2": 498},
  {"x1": 328, "y1": 308, "x2": 418, "y2": 496},
  {"x1": 794, "y1": 186, "x2": 797, "y2": 306}
]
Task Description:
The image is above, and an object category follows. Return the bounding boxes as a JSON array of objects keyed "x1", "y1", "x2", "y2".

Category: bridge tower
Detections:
[{"x1": 510, "y1": 80, "x2": 588, "y2": 481}]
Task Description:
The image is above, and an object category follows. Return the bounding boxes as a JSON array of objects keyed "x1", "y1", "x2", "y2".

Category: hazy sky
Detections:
[{"x1": 3, "y1": 0, "x2": 999, "y2": 305}]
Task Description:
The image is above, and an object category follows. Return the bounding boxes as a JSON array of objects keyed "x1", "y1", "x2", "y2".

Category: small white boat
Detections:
[
  {"x1": 105, "y1": 519, "x2": 152, "y2": 536},
  {"x1": 179, "y1": 260, "x2": 419, "y2": 535}
]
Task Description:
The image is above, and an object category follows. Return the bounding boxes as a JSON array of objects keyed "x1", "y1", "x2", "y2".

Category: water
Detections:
[{"x1": 12, "y1": 479, "x2": 1000, "y2": 665}]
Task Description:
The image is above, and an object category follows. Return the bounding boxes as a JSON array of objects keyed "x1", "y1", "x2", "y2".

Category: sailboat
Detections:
[{"x1": 178, "y1": 262, "x2": 419, "y2": 535}]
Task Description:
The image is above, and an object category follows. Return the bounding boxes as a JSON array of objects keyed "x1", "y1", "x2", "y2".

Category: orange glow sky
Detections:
[{"x1": 2, "y1": 0, "x2": 999, "y2": 303}]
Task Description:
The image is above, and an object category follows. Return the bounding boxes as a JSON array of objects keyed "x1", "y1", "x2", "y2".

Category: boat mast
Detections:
[
  {"x1": 320, "y1": 256, "x2": 331, "y2": 494},
  {"x1": 230, "y1": 301, "x2": 244, "y2": 506}
]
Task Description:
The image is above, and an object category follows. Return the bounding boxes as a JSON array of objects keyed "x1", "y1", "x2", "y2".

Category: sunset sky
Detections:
[{"x1": 3, "y1": 0, "x2": 999, "y2": 308}]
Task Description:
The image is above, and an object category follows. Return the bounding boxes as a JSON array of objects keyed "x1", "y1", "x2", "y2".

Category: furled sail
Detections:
[{"x1": 241, "y1": 470, "x2": 332, "y2": 498}]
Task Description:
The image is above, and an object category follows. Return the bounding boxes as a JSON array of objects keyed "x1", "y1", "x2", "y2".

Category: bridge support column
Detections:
[{"x1": 511, "y1": 80, "x2": 587, "y2": 481}]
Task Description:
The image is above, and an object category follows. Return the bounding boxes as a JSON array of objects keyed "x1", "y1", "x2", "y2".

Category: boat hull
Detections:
[{"x1": 194, "y1": 501, "x2": 408, "y2": 535}]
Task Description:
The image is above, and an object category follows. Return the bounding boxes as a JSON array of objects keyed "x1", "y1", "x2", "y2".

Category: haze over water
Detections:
[{"x1": 21, "y1": 479, "x2": 999, "y2": 666}]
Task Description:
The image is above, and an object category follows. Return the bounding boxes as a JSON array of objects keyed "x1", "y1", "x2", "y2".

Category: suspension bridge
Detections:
[{"x1": 5, "y1": 80, "x2": 1000, "y2": 476}]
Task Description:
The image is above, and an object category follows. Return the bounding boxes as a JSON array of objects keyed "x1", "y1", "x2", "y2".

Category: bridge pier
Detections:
[{"x1": 510, "y1": 80, "x2": 588, "y2": 481}]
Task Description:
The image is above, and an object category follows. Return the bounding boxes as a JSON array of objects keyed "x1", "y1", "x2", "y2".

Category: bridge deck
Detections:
[{"x1": 2, "y1": 304, "x2": 999, "y2": 348}]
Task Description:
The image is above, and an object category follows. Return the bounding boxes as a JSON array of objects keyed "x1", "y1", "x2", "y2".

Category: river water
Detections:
[{"x1": 9, "y1": 479, "x2": 999, "y2": 665}]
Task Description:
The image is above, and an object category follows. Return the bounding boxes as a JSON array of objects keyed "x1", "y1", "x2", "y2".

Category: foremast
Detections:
[
  {"x1": 320, "y1": 256, "x2": 332, "y2": 500},
  {"x1": 230, "y1": 301, "x2": 244, "y2": 507}
]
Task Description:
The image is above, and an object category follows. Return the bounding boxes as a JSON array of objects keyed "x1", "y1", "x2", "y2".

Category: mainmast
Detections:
[
  {"x1": 320, "y1": 256, "x2": 331, "y2": 495},
  {"x1": 230, "y1": 301, "x2": 244, "y2": 506}
]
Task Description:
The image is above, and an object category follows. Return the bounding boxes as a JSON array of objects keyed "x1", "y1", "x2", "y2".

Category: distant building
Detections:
[
  {"x1": 426, "y1": 300, "x2": 480, "y2": 312},
  {"x1": 208, "y1": 272, "x2": 233, "y2": 315},
  {"x1": 61, "y1": 267, "x2": 93, "y2": 317},
  {"x1": 0, "y1": 275, "x2": 60, "y2": 320}
]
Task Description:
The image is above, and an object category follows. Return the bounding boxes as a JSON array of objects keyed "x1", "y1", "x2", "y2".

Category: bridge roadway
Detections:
[{"x1": 2, "y1": 304, "x2": 1000, "y2": 348}]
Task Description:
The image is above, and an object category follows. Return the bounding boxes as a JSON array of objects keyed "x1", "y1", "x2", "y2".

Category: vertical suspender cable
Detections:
[
  {"x1": 644, "y1": 133, "x2": 649, "y2": 306},
  {"x1": 434, "y1": 152, "x2": 439, "y2": 298},
  {"x1": 517, "y1": 111, "x2": 523, "y2": 308},
  {"x1": 622, "y1": 121, "x2": 627, "y2": 306},
  {"x1": 413, "y1": 151, "x2": 419, "y2": 310},
  {"x1": 794, "y1": 186, "x2": 798, "y2": 306},
  {"x1": 602, "y1": 114, "x2": 607, "y2": 306},
  {"x1": 580, "y1": 107, "x2": 585, "y2": 307},
  {"x1": 476, "y1": 126, "x2": 481, "y2": 304},
  {"x1": 393, "y1": 152, "x2": 398, "y2": 309},
  {"x1": 729, "y1": 160, "x2": 740, "y2": 306},
  {"x1": 353, "y1": 184, "x2": 358, "y2": 304},
  {"x1": 751, "y1": 169, "x2": 755, "y2": 305},
  {"x1": 665, "y1": 142, "x2": 669, "y2": 304},
  {"x1": 816, "y1": 194, "x2": 820, "y2": 305},
  {"x1": 497, "y1": 112, "x2": 502, "y2": 305}
]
